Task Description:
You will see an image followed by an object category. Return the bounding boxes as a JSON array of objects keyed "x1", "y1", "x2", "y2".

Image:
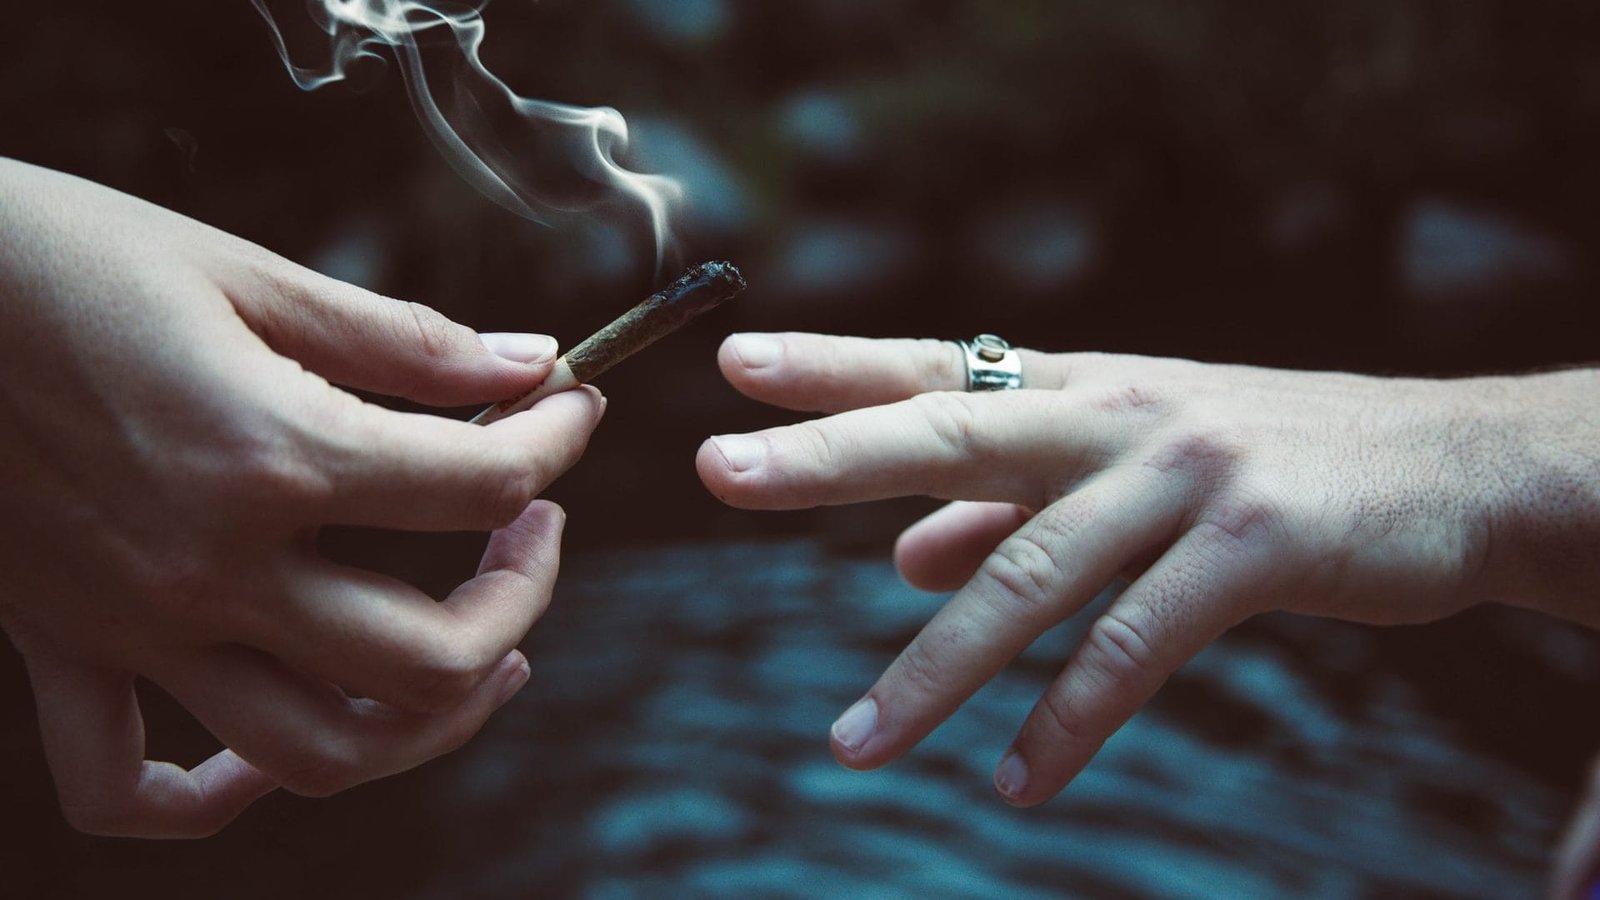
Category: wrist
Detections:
[{"x1": 1470, "y1": 368, "x2": 1600, "y2": 626}]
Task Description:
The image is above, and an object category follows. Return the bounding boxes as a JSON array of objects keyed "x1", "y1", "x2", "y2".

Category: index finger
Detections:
[
  {"x1": 309, "y1": 386, "x2": 604, "y2": 532},
  {"x1": 718, "y1": 332, "x2": 1064, "y2": 413},
  {"x1": 698, "y1": 388, "x2": 1129, "y2": 511}
]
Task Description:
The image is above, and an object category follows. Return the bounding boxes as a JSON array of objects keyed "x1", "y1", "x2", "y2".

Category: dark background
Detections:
[
  {"x1": 2, "y1": 1, "x2": 1599, "y2": 897},
  {"x1": 4, "y1": 0, "x2": 1598, "y2": 547}
]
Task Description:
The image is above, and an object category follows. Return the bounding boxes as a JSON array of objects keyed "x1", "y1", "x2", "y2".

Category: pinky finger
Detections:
[
  {"x1": 159, "y1": 644, "x2": 531, "y2": 799},
  {"x1": 894, "y1": 501, "x2": 1033, "y2": 593},
  {"x1": 23, "y1": 653, "x2": 276, "y2": 838},
  {"x1": 994, "y1": 535, "x2": 1257, "y2": 807}
]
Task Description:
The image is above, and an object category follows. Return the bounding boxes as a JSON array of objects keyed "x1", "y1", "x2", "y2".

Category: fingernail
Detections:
[
  {"x1": 995, "y1": 751, "x2": 1029, "y2": 802},
  {"x1": 495, "y1": 658, "x2": 531, "y2": 706},
  {"x1": 481, "y1": 332, "x2": 558, "y2": 365},
  {"x1": 711, "y1": 435, "x2": 765, "y2": 473},
  {"x1": 731, "y1": 333, "x2": 782, "y2": 369},
  {"x1": 831, "y1": 698, "x2": 877, "y2": 753}
]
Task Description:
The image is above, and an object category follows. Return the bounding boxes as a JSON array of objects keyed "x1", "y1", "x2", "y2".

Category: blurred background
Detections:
[{"x1": 2, "y1": 1, "x2": 1599, "y2": 897}]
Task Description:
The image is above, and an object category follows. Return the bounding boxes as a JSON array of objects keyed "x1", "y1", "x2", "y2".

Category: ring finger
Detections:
[
  {"x1": 717, "y1": 332, "x2": 1068, "y2": 413},
  {"x1": 894, "y1": 501, "x2": 1034, "y2": 593}
]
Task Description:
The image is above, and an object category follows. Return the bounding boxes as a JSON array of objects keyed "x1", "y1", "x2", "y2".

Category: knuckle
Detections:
[
  {"x1": 129, "y1": 549, "x2": 229, "y2": 623},
  {"x1": 892, "y1": 640, "x2": 949, "y2": 702},
  {"x1": 483, "y1": 460, "x2": 541, "y2": 527},
  {"x1": 1045, "y1": 494, "x2": 1099, "y2": 537},
  {"x1": 1195, "y1": 492, "x2": 1284, "y2": 559},
  {"x1": 373, "y1": 300, "x2": 475, "y2": 400},
  {"x1": 187, "y1": 400, "x2": 338, "y2": 519},
  {"x1": 1092, "y1": 382, "x2": 1167, "y2": 415},
  {"x1": 1080, "y1": 612, "x2": 1164, "y2": 689},
  {"x1": 912, "y1": 338, "x2": 965, "y2": 389},
  {"x1": 144, "y1": 568, "x2": 216, "y2": 621},
  {"x1": 405, "y1": 646, "x2": 492, "y2": 711},
  {"x1": 280, "y1": 742, "x2": 364, "y2": 798},
  {"x1": 414, "y1": 663, "x2": 486, "y2": 711},
  {"x1": 793, "y1": 420, "x2": 845, "y2": 472},
  {"x1": 1144, "y1": 423, "x2": 1244, "y2": 483},
  {"x1": 983, "y1": 532, "x2": 1065, "y2": 616},
  {"x1": 403, "y1": 300, "x2": 467, "y2": 363},
  {"x1": 914, "y1": 391, "x2": 984, "y2": 460},
  {"x1": 1034, "y1": 688, "x2": 1096, "y2": 751},
  {"x1": 232, "y1": 435, "x2": 335, "y2": 512},
  {"x1": 227, "y1": 255, "x2": 301, "y2": 322}
]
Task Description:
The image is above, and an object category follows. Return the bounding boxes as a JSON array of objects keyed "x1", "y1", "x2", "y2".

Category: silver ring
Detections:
[{"x1": 960, "y1": 334, "x2": 1023, "y2": 392}]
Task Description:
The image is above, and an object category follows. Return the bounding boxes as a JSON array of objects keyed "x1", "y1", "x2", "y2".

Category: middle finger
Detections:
[
  {"x1": 313, "y1": 387, "x2": 603, "y2": 533},
  {"x1": 248, "y1": 501, "x2": 564, "y2": 713},
  {"x1": 829, "y1": 465, "x2": 1188, "y2": 770}
]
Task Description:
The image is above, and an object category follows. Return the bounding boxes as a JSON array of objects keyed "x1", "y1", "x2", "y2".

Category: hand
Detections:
[
  {"x1": 1551, "y1": 751, "x2": 1600, "y2": 900},
  {"x1": 697, "y1": 332, "x2": 1600, "y2": 807},
  {"x1": 0, "y1": 159, "x2": 604, "y2": 837}
]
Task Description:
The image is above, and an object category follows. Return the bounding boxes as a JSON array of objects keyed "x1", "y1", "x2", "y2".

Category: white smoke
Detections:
[{"x1": 251, "y1": 0, "x2": 682, "y2": 266}]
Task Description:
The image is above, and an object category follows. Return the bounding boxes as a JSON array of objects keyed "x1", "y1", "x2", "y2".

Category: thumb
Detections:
[{"x1": 226, "y1": 255, "x2": 556, "y2": 406}]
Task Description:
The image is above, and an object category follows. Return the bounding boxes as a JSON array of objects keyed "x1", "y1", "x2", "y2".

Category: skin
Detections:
[
  {"x1": 0, "y1": 159, "x2": 603, "y2": 838},
  {"x1": 697, "y1": 332, "x2": 1600, "y2": 892}
]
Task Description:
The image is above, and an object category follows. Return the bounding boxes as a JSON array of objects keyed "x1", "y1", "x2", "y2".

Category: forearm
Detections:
[{"x1": 1472, "y1": 367, "x2": 1600, "y2": 627}]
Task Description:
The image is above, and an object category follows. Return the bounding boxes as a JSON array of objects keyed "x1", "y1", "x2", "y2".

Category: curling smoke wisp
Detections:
[{"x1": 251, "y1": 0, "x2": 682, "y2": 264}]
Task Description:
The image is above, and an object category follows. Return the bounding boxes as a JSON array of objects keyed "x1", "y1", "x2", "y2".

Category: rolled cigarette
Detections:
[{"x1": 471, "y1": 261, "x2": 747, "y2": 426}]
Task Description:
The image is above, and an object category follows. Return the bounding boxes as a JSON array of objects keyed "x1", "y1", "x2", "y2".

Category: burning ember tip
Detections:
[{"x1": 470, "y1": 260, "x2": 748, "y2": 426}]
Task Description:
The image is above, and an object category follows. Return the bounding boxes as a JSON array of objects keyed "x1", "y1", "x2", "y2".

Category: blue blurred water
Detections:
[
  {"x1": 1, "y1": 537, "x2": 1592, "y2": 899},
  {"x1": 403, "y1": 540, "x2": 1590, "y2": 899}
]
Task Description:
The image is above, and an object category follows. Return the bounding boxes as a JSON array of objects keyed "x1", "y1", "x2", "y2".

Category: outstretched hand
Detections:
[
  {"x1": 0, "y1": 159, "x2": 603, "y2": 837},
  {"x1": 698, "y1": 331, "x2": 1600, "y2": 807}
]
